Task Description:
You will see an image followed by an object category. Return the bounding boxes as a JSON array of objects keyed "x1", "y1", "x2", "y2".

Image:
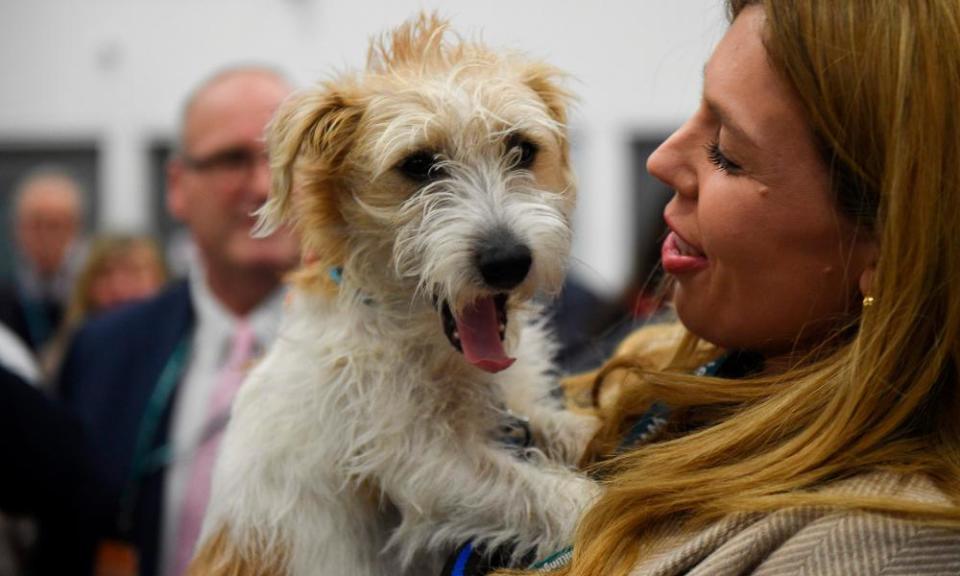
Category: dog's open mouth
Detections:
[{"x1": 442, "y1": 294, "x2": 516, "y2": 373}]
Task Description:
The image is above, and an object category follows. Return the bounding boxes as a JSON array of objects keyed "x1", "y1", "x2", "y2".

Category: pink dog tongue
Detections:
[{"x1": 456, "y1": 297, "x2": 515, "y2": 373}]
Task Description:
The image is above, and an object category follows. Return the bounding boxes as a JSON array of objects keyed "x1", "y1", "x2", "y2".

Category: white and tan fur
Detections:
[{"x1": 191, "y1": 14, "x2": 598, "y2": 576}]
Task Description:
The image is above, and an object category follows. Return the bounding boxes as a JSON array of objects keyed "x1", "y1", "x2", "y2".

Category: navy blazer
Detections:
[
  {"x1": 1, "y1": 364, "x2": 112, "y2": 575},
  {"x1": 58, "y1": 279, "x2": 194, "y2": 576},
  {"x1": 0, "y1": 281, "x2": 62, "y2": 351}
]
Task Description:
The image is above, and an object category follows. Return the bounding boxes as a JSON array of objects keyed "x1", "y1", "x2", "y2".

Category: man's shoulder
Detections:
[
  {"x1": 0, "y1": 279, "x2": 24, "y2": 318},
  {"x1": 0, "y1": 279, "x2": 37, "y2": 351},
  {"x1": 0, "y1": 279, "x2": 17, "y2": 298},
  {"x1": 73, "y1": 279, "x2": 192, "y2": 346},
  {"x1": 59, "y1": 279, "x2": 193, "y2": 409}
]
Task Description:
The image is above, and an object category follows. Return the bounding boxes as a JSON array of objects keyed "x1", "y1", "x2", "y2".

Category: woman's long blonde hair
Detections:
[{"x1": 539, "y1": 1, "x2": 960, "y2": 574}]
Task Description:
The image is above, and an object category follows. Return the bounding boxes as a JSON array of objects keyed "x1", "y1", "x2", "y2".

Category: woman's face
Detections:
[
  {"x1": 89, "y1": 246, "x2": 165, "y2": 313},
  {"x1": 647, "y1": 5, "x2": 874, "y2": 357}
]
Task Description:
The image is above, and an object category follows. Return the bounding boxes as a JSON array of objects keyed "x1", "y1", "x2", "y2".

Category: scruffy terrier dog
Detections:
[{"x1": 190, "y1": 13, "x2": 598, "y2": 576}]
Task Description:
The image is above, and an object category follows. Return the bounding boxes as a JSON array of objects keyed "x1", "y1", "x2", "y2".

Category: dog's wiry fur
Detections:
[{"x1": 190, "y1": 13, "x2": 598, "y2": 576}]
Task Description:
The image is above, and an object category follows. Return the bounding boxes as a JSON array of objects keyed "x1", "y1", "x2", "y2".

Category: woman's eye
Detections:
[
  {"x1": 507, "y1": 136, "x2": 538, "y2": 170},
  {"x1": 397, "y1": 151, "x2": 445, "y2": 182},
  {"x1": 705, "y1": 140, "x2": 743, "y2": 175}
]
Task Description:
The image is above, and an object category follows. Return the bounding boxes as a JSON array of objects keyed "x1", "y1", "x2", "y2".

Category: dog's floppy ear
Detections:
[
  {"x1": 521, "y1": 62, "x2": 574, "y2": 171},
  {"x1": 255, "y1": 84, "x2": 364, "y2": 237},
  {"x1": 522, "y1": 62, "x2": 572, "y2": 128}
]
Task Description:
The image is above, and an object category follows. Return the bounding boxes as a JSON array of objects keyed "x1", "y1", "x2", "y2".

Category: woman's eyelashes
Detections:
[{"x1": 705, "y1": 139, "x2": 744, "y2": 175}]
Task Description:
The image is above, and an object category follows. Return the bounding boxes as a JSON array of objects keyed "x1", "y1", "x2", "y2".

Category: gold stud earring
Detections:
[{"x1": 862, "y1": 295, "x2": 876, "y2": 308}]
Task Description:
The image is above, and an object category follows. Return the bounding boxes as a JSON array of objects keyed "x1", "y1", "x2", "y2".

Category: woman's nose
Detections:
[{"x1": 647, "y1": 110, "x2": 704, "y2": 200}]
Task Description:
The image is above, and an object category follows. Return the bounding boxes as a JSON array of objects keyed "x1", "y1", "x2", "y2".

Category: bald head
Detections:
[
  {"x1": 13, "y1": 169, "x2": 84, "y2": 278},
  {"x1": 178, "y1": 66, "x2": 292, "y2": 153}
]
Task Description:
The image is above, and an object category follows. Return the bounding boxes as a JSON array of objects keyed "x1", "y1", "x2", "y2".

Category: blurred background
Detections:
[
  {"x1": 0, "y1": 0, "x2": 725, "y2": 299},
  {"x1": 0, "y1": 5, "x2": 728, "y2": 569}
]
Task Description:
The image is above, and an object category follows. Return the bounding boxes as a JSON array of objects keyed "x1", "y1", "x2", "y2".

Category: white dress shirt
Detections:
[
  {"x1": 0, "y1": 322, "x2": 40, "y2": 384},
  {"x1": 159, "y1": 263, "x2": 285, "y2": 576}
]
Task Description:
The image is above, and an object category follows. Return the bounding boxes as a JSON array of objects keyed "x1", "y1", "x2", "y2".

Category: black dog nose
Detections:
[{"x1": 476, "y1": 236, "x2": 532, "y2": 290}]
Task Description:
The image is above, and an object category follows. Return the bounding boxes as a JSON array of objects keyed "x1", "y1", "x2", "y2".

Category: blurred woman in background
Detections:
[{"x1": 42, "y1": 234, "x2": 168, "y2": 382}]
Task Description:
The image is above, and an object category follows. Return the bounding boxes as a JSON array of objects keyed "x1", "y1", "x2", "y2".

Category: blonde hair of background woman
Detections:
[
  {"x1": 525, "y1": 0, "x2": 960, "y2": 574},
  {"x1": 62, "y1": 235, "x2": 167, "y2": 325},
  {"x1": 41, "y1": 234, "x2": 168, "y2": 381}
]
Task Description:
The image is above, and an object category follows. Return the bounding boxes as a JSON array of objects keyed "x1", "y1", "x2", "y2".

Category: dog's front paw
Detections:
[
  {"x1": 569, "y1": 410, "x2": 602, "y2": 446},
  {"x1": 530, "y1": 473, "x2": 601, "y2": 559},
  {"x1": 530, "y1": 408, "x2": 601, "y2": 465}
]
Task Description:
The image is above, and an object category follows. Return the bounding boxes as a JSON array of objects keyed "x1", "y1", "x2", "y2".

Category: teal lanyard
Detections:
[
  {"x1": 116, "y1": 337, "x2": 190, "y2": 534},
  {"x1": 530, "y1": 546, "x2": 573, "y2": 571}
]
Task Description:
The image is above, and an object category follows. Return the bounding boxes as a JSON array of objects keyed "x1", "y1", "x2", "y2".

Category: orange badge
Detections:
[{"x1": 94, "y1": 540, "x2": 139, "y2": 576}]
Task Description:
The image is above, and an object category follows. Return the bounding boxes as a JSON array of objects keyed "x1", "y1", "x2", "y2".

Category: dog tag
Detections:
[{"x1": 94, "y1": 539, "x2": 140, "y2": 576}]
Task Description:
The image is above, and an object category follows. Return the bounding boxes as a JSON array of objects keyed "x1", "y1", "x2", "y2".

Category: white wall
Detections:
[{"x1": 0, "y1": 0, "x2": 728, "y2": 296}]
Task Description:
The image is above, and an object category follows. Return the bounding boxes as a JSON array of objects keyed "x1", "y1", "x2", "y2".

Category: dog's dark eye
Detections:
[
  {"x1": 398, "y1": 151, "x2": 445, "y2": 182},
  {"x1": 507, "y1": 136, "x2": 538, "y2": 170}
]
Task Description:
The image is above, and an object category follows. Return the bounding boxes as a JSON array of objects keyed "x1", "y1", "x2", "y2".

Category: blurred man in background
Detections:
[
  {"x1": 0, "y1": 168, "x2": 84, "y2": 353},
  {"x1": 55, "y1": 66, "x2": 299, "y2": 576}
]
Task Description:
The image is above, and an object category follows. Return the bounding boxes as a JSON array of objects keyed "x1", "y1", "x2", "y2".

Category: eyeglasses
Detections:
[{"x1": 181, "y1": 146, "x2": 269, "y2": 183}]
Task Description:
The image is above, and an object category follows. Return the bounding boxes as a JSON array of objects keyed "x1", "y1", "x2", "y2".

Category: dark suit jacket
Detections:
[
  {"x1": 57, "y1": 280, "x2": 194, "y2": 576},
  {"x1": 0, "y1": 364, "x2": 111, "y2": 575},
  {"x1": 0, "y1": 281, "x2": 62, "y2": 352}
]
